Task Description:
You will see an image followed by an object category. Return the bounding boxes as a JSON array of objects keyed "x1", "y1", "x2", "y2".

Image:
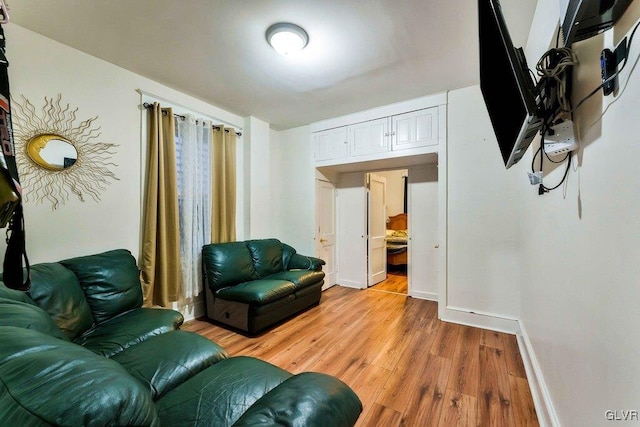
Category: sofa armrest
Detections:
[
  {"x1": 288, "y1": 254, "x2": 326, "y2": 271},
  {"x1": 232, "y1": 372, "x2": 362, "y2": 427}
]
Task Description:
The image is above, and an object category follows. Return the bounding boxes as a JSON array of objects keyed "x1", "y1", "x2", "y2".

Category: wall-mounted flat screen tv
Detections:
[
  {"x1": 478, "y1": 0, "x2": 543, "y2": 169},
  {"x1": 561, "y1": 0, "x2": 633, "y2": 46}
]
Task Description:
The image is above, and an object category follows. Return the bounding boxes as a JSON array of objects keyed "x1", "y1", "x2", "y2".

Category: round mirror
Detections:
[{"x1": 26, "y1": 134, "x2": 78, "y2": 171}]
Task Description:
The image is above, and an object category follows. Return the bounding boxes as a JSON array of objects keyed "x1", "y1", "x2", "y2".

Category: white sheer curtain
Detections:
[{"x1": 175, "y1": 115, "x2": 211, "y2": 300}]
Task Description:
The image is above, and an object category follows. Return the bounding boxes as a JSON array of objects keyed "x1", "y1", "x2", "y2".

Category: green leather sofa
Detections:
[
  {"x1": 0, "y1": 249, "x2": 362, "y2": 426},
  {"x1": 203, "y1": 238, "x2": 326, "y2": 335}
]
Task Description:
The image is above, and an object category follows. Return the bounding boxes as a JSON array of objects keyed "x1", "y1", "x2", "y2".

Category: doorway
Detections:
[{"x1": 368, "y1": 169, "x2": 408, "y2": 295}]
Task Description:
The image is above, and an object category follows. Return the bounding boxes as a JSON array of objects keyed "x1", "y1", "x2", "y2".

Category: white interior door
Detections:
[
  {"x1": 316, "y1": 179, "x2": 336, "y2": 290},
  {"x1": 367, "y1": 173, "x2": 387, "y2": 286}
]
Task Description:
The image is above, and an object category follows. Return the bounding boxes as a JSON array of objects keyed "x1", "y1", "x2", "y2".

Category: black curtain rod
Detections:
[{"x1": 142, "y1": 102, "x2": 242, "y2": 137}]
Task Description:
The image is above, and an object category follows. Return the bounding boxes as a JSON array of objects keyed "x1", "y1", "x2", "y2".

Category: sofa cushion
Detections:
[
  {"x1": 203, "y1": 242, "x2": 256, "y2": 291},
  {"x1": 0, "y1": 282, "x2": 35, "y2": 304},
  {"x1": 0, "y1": 326, "x2": 158, "y2": 426},
  {"x1": 155, "y1": 356, "x2": 291, "y2": 426},
  {"x1": 233, "y1": 372, "x2": 363, "y2": 427},
  {"x1": 27, "y1": 263, "x2": 94, "y2": 340},
  {"x1": 73, "y1": 307, "x2": 184, "y2": 357},
  {"x1": 112, "y1": 330, "x2": 228, "y2": 400},
  {"x1": 216, "y1": 279, "x2": 296, "y2": 305},
  {"x1": 60, "y1": 249, "x2": 143, "y2": 325},
  {"x1": 266, "y1": 270, "x2": 325, "y2": 290},
  {"x1": 281, "y1": 243, "x2": 297, "y2": 270},
  {"x1": 246, "y1": 239, "x2": 283, "y2": 277},
  {"x1": 0, "y1": 297, "x2": 68, "y2": 340}
]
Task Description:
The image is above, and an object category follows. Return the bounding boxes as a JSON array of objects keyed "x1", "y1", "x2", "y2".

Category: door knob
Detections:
[{"x1": 320, "y1": 238, "x2": 327, "y2": 243}]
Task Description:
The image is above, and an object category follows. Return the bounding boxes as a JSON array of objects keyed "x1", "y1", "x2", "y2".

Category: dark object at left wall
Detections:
[{"x1": 0, "y1": 22, "x2": 30, "y2": 291}]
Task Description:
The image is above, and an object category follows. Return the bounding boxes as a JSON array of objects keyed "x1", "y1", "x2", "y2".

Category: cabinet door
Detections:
[
  {"x1": 313, "y1": 127, "x2": 348, "y2": 161},
  {"x1": 349, "y1": 118, "x2": 389, "y2": 157},
  {"x1": 392, "y1": 108, "x2": 438, "y2": 151}
]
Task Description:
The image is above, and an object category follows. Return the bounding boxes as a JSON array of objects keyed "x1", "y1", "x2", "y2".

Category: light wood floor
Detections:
[
  {"x1": 372, "y1": 269, "x2": 408, "y2": 294},
  {"x1": 183, "y1": 283, "x2": 538, "y2": 426}
]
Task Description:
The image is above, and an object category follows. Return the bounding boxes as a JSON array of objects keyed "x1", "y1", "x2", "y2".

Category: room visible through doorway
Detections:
[{"x1": 368, "y1": 169, "x2": 408, "y2": 295}]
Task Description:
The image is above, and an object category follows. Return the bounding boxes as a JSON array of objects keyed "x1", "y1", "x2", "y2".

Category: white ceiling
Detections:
[{"x1": 9, "y1": 0, "x2": 538, "y2": 130}]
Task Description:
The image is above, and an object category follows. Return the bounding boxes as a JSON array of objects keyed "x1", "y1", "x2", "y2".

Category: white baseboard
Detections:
[
  {"x1": 516, "y1": 321, "x2": 560, "y2": 427},
  {"x1": 410, "y1": 290, "x2": 438, "y2": 301},
  {"x1": 441, "y1": 306, "x2": 519, "y2": 334}
]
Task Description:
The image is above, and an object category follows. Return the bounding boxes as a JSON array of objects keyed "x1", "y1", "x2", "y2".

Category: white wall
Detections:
[
  {"x1": 446, "y1": 85, "x2": 523, "y2": 319},
  {"x1": 4, "y1": 24, "x2": 241, "y2": 265},
  {"x1": 244, "y1": 116, "x2": 271, "y2": 239},
  {"x1": 269, "y1": 125, "x2": 316, "y2": 254},
  {"x1": 517, "y1": 2, "x2": 640, "y2": 425}
]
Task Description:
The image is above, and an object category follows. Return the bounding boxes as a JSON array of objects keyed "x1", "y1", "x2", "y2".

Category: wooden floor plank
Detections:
[
  {"x1": 401, "y1": 353, "x2": 451, "y2": 427},
  {"x1": 509, "y1": 375, "x2": 539, "y2": 427},
  {"x1": 478, "y1": 345, "x2": 514, "y2": 427},
  {"x1": 480, "y1": 329, "x2": 505, "y2": 350},
  {"x1": 438, "y1": 389, "x2": 477, "y2": 427},
  {"x1": 183, "y1": 281, "x2": 538, "y2": 426},
  {"x1": 447, "y1": 325, "x2": 481, "y2": 396},
  {"x1": 503, "y1": 333, "x2": 528, "y2": 378},
  {"x1": 357, "y1": 402, "x2": 404, "y2": 427}
]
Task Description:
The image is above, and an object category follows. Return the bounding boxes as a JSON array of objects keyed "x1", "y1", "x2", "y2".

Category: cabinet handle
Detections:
[
  {"x1": 384, "y1": 133, "x2": 389, "y2": 137},
  {"x1": 344, "y1": 141, "x2": 348, "y2": 144}
]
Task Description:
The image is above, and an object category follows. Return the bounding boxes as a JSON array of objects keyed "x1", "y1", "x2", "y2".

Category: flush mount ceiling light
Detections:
[{"x1": 266, "y1": 23, "x2": 309, "y2": 56}]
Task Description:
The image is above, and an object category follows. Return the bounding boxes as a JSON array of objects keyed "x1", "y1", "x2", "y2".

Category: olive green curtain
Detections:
[
  {"x1": 211, "y1": 126, "x2": 236, "y2": 243},
  {"x1": 140, "y1": 103, "x2": 181, "y2": 307}
]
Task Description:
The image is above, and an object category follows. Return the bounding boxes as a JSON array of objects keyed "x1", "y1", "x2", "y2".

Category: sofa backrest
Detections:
[
  {"x1": 27, "y1": 262, "x2": 94, "y2": 340},
  {"x1": 203, "y1": 242, "x2": 257, "y2": 292},
  {"x1": 60, "y1": 249, "x2": 143, "y2": 325},
  {"x1": 1, "y1": 249, "x2": 144, "y2": 340},
  {"x1": 246, "y1": 239, "x2": 283, "y2": 278},
  {"x1": 203, "y1": 239, "x2": 293, "y2": 292}
]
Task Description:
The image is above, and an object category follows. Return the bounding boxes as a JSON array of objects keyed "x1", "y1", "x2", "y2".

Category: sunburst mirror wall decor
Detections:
[{"x1": 11, "y1": 94, "x2": 119, "y2": 209}]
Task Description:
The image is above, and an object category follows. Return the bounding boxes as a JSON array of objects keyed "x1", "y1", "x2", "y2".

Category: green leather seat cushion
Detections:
[
  {"x1": 27, "y1": 262, "x2": 94, "y2": 340},
  {"x1": 0, "y1": 297, "x2": 68, "y2": 340},
  {"x1": 0, "y1": 326, "x2": 158, "y2": 426},
  {"x1": 216, "y1": 279, "x2": 296, "y2": 305},
  {"x1": 112, "y1": 330, "x2": 228, "y2": 400},
  {"x1": 60, "y1": 249, "x2": 143, "y2": 325},
  {"x1": 73, "y1": 307, "x2": 184, "y2": 357},
  {"x1": 156, "y1": 356, "x2": 291, "y2": 426},
  {"x1": 265, "y1": 270, "x2": 325, "y2": 289}
]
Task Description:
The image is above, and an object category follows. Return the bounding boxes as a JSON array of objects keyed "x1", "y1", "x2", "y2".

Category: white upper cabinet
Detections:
[
  {"x1": 349, "y1": 117, "x2": 389, "y2": 157},
  {"x1": 310, "y1": 93, "x2": 446, "y2": 167},
  {"x1": 392, "y1": 108, "x2": 438, "y2": 151},
  {"x1": 313, "y1": 126, "x2": 348, "y2": 162}
]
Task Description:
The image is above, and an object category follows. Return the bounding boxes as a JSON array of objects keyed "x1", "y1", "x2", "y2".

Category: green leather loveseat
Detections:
[
  {"x1": 0, "y1": 249, "x2": 362, "y2": 426},
  {"x1": 203, "y1": 238, "x2": 325, "y2": 335}
]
